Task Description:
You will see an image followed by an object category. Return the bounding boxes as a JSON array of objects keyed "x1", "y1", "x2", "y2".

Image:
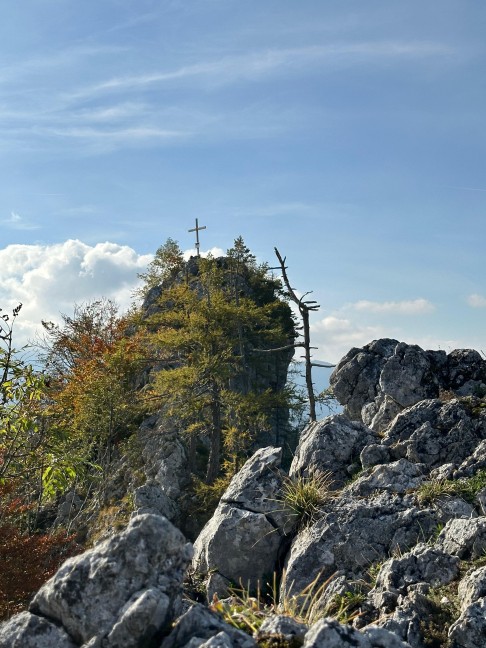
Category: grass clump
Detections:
[
  {"x1": 416, "y1": 470, "x2": 486, "y2": 505},
  {"x1": 210, "y1": 571, "x2": 364, "y2": 636},
  {"x1": 279, "y1": 471, "x2": 334, "y2": 529}
]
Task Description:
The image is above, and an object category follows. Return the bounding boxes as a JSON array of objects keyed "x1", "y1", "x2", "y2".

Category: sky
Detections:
[{"x1": 1, "y1": 0, "x2": 485, "y2": 365}]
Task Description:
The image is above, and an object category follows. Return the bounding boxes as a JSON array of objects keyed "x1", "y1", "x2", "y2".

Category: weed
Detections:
[
  {"x1": 210, "y1": 571, "x2": 364, "y2": 637},
  {"x1": 416, "y1": 470, "x2": 486, "y2": 505},
  {"x1": 366, "y1": 561, "x2": 383, "y2": 588},
  {"x1": 326, "y1": 591, "x2": 367, "y2": 624},
  {"x1": 277, "y1": 471, "x2": 334, "y2": 529}
]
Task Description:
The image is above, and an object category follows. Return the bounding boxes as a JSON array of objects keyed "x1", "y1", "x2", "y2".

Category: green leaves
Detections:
[{"x1": 143, "y1": 246, "x2": 294, "y2": 482}]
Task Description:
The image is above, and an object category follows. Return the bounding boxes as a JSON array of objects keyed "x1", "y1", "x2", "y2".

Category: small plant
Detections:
[
  {"x1": 416, "y1": 470, "x2": 486, "y2": 505},
  {"x1": 326, "y1": 591, "x2": 366, "y2": 624},
  {"x1": 278, "y1": 471, "x2": 334, "y2": 529},
  {"x1": 420, "y1": 582, "x2": 460, "y2": 648},
  {"x1": 210, "y1": 571, "x2": 364, "y2": 636},
  {"x1": 366, "y1": 561, "x2": 383, "y2": 588}
]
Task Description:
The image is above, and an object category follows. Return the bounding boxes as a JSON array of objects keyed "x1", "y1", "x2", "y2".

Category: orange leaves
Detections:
[{"x1": 0, "y1": 483, "x2": 79, "y2": 619}]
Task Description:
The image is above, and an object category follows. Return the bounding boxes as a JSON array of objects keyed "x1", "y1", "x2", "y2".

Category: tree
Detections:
[
  {"x1": 142, "y1": 249, "x2": 293, "y2": 483},
  {"x1": 137, "y1": 238, "x2": 184, "y2": 297},
  {"x1": 274, "y1": 248, "x2": 321, "y2": 422},
  {"x1": 0, "y1": 305, "x2": 46, "y2": 487},
  {"x1": 0, "y1": 306, "x2": 79, "y2": 618},
  {"x1": 40, "y1": 299, "x2": 144, "y2": 491}
]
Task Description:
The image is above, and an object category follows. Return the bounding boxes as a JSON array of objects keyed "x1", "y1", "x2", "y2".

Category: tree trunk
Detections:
[{"x1": 302, "y1": 309, "x2": 316, "y2": 421}]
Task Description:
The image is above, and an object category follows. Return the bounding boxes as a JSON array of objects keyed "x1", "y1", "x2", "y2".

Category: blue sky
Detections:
[{"x1": 1, "y1": 1, "x2": 485, "y2": 362}]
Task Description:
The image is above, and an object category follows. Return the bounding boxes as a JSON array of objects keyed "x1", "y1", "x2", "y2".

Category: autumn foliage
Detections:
[{"x1": 0, "y1": 483, "x2": 78, "y2": 620}]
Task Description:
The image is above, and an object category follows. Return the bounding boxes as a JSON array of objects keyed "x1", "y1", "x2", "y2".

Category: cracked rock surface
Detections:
[{"x1": 192, "y1": 446, "x2": 288, "y2": 597}]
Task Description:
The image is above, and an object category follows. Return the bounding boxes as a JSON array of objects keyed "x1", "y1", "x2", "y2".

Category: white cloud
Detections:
[
  {"x1": 467, "y1": 294, "x2": 486, "y2": 308},
  {"x1": 67, "y1": 41, "x2": 452, "y2": 101},
  {"x1": 308, "y1": 314, "x2": 472, "y2": 364},
  {"x1": 0, "y1": 240, "x2": 151, "y2": 346},
  {"x1": 183, "y1": 247, "x2": 224, "y2": 260},
  {"x1": 352, "y1": 298, "x2": 435, "y2": 314},
  {"x1": 310, "y1": 316, "x2": 387, "y2": 363},
  {"x1": 3, "y1": 211, "x2": 40, "y2": 231}
]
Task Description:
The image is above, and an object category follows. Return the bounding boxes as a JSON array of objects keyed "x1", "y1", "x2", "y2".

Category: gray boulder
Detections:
[
  {"x1": 448, "y1": 596, "x2": 486, "y2": 648},
  {"x1": 330, "y1": 339, "x2": 445, "y2": 429},
  {"x1": 0, "y1": 612, "x2": 77, "y2": 648},
  {"x1": 302, "y1": 618, "x2": 412, "y2": 647},
  {"x1": 133, "y1": 479, "x2": 179, "y2": 520},
  {"x1": 192, "y1": 447, "x2": 287, "y2": 597},
  {"x1": 281, "y1": 492, "x2": 444, "y2": 601},
  {"x1": 369, "y1": 543, "x2": 459, "y2": 611},
  {"x1": 135, "y1": 415, "x2": 190, "y2": 524},
  {"x1": 255, "y1": 615, "x2": 308, "y2": 647},
  {"x1": 346, "y1": 459, "x2": 426, "y2": 497},
  {"x1": 290, "y1": 416, "x2": 379, "y2": 489},
  {"x1": 446, "y1": 349, "x2": 486, "y2": 395},
  {"x1": 457, "y1": 566, "x2": 486, "y2": 612},
  {"x1": 330, "y1": 339, "x2": 486, "y2": 431},
  {"x1": 382, "y1": 399, "x2": 486, "y2": 469},
  {"x1": 374, "y1": 590, "x2": 437, "y2": 648},
  {"x1": 435, "y1": 517, "x2": 486, "y2": 559},
  {"x1": 161, "y1": 603, "x2": 256, "y2": 648},
  {"x1": 30, "y1": 513, "x2": 192, "y2": 647}
]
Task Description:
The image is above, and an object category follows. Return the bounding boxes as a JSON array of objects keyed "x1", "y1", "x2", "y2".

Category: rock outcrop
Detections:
[
  {"x1": 3, "y1": 338, "x2": 486, "y2": 648},
  {"x1": 1, "y1": 514, "x2": 193, "y2": 647},
  {"x1": 330, "y1": 339, "x2": 486, "y2": 431},
  {"x1": 192, "y1": 446, "x2": 288, "y2": 599}
]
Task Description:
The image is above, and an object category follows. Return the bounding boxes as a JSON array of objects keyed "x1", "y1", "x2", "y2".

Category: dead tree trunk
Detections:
[{"x1": 274, "y1": 248, "x2": 319, "y2": 422}]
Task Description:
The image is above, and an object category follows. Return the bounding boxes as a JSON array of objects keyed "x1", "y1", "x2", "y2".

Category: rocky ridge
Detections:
[{"x1": 3, "y1": 338, "x2": 486, "y2": 647}]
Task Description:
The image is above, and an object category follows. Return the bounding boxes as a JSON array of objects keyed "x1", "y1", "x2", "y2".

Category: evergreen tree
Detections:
[
  {"x1": 141, "y1": 244, "x2": 293, "y2": 484},
  {"x1": 137, "y1": 238, "x2": 184, "y2": 297}
]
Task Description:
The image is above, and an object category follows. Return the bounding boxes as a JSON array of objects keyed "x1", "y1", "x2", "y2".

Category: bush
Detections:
[{"x1": 0, "y1": 483, "x2": 79, "y2": 619}]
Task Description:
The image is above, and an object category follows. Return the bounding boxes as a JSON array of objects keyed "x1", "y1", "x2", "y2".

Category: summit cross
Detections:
[{"x1": 188, "y1": 218, "x2": 207, "y2": 257}]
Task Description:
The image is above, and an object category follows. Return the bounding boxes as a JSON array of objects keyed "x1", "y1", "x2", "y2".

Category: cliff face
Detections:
[{"x1": 4, "y1": 339, "x2": 486, "y2": 648}]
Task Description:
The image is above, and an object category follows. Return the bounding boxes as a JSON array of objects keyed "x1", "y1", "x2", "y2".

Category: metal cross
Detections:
[{"x1": 188, "y1": 218, "x2": 207, "y2": 257}]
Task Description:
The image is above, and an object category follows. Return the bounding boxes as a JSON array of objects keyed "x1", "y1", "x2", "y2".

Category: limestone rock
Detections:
[
  {"x1": 138, "y1": 415, "x2": 189, "y2": 502},
  {"x1": 369, "y1": 544, "x2": 459, "y2": 611},
  {"x1": 382, "y1": 399, "x2": 486, "y2": 469},
  {"x1": 133, "y1": 479, "x2": 179, "y2": 520},
  {"x1": 222, "y1": 446, "x2": 287, "y2": 527},
  {"x1": 302, "y1": 618, "x2": 412, "y2": 647},
  {"x1": 255, "y1": 615, "x2": 308, "y2": 647},
  {"x1": 160, "y1": 603, "x2": 256, "y2": 648},
  {"x1": 192, "y1": 447, "x2": 287, "y2": 596},
  {"x1": 289, "y1": 416, "x2": 379, "y2": 489},
  {"x1": 330, "y1": 339, "x2": 486, "y2": 431},
  {"x1": 346, "y1": 460, "x2": 426, "y2": 497},
  {"x1": 0, "y1": 611, "x2": 77, "y2": 648},
  {"x1": 448, "y1": 596, "x2": 486, "y2": 648},
  {"x1": 281, "y1": 492, "x2": 444, "y2": 600},
  {"x1": 374, "y1": 591, "x2": 436, "y2": 648},
  {"x1": 457, "y1": 566, "x2": 486, "y2": 612},
  {"x1": 330, "y1": 339, "x2": 445, "y2": 429},
  {"x1": 435, "y1": 517, "x2": 486, "y2": 559},
  {"x1": 30, "y1": 513, "x2": 192, "y2": 647},
  {"x1": 360, "y1": 444, "x2": 391, "y2": 469}
]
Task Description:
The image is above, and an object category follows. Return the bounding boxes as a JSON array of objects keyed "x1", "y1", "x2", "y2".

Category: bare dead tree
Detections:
[{"x1": 274, "y1": 248, "x2": 320, "y2": 422}]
